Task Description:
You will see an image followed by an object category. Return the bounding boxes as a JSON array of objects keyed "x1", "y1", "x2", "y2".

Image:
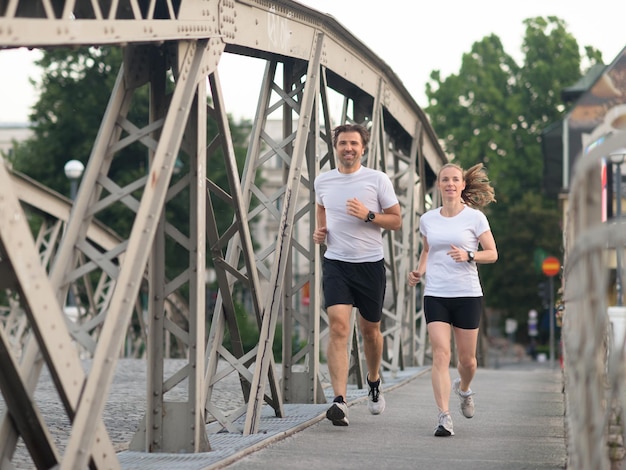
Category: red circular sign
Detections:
[{"x1": 542, "y1": 256, "x2": 560, "y2": 277}]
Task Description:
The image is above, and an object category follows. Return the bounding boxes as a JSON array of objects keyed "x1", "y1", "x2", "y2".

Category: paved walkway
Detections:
[
  {"x1": 222, "y1": 366, "x2": 566, "y2": 470},
  {"x1": 3, "y1": 359, "x2": 566, "y2": 469}
]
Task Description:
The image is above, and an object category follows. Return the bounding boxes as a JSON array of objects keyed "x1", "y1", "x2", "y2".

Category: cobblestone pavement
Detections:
[{"x1": 0, "y1": 358, "x2": 246, "y2": 469}]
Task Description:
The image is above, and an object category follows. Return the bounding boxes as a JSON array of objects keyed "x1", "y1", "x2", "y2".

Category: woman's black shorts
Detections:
[
  {"x1": 322, "y1": 258, "x2": 386, "y2": 323},
  {"x1": 423, "y1": 296, "x2": 483, "y2": 330}
]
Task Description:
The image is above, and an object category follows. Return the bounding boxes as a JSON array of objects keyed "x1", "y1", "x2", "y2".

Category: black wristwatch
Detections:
[
  {"x1": 467, "y1": 251, "x2": 475, "y2": 262},
  {"x1": 365, "y1": 211, "x2": 376, "y2": 223}
]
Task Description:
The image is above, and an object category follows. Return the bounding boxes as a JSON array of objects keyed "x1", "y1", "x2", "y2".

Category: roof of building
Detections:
[{"x1": 542, "y1": 45, "x2": 626, "y2": 197}]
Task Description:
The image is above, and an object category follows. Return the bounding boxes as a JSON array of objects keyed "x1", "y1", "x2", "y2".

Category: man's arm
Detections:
[
  {"x1": 346, "y1": 199, "x2": 402, "y2": 231},
  {"x1": 376, "y1": 203, "x2": 402, "y2": 231},
  {"x1": 313, "y1": 203, "x2": 328, "y2": 245}
]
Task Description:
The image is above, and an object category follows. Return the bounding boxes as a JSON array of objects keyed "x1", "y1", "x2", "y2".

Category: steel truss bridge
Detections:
[{"x1": 0, "y1": 1, "x2": 448, "y2": 468}]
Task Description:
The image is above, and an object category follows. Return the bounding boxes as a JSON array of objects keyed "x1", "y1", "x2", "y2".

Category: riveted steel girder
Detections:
[{"x1": 0, "y1": 1, "x2": 448, "y2": 467}]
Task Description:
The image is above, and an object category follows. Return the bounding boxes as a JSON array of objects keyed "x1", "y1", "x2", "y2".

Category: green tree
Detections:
[
  {"x1": 425, "y1": 17, "x2": 603, "y2": 325},
  {"x1": 10, "y1": 47, "x2": 134, "y2": 196}
]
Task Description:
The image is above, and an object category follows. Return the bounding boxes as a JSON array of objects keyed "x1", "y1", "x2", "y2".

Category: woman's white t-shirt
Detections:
[{"x1": 419, "y1": 206, "x2": 490, "y2": 297}]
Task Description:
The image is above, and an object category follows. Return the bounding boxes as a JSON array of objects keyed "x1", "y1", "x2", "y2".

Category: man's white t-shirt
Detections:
[
  {"x1": 315, "y1": 166, "x2": 398, "y2": 263},
  {"x1": 419, "y1": 206, "x2": 490, "y2": 297}
]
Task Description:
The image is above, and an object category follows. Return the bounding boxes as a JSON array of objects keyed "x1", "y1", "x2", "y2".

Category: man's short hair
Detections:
[{"x1": 332, "y1": 124, "x2": 370, "y2": 149}]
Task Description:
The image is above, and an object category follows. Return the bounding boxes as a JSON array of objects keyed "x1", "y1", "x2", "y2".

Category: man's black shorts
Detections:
[
  {"x1": 322, "y1": 258, "x2": 386, "y2": 323},
  {"x1": 423, "y1": 296, "x2": 483, "y2": 329}
]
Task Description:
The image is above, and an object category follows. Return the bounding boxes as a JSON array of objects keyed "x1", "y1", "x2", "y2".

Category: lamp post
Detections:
[
  {"x1": 64, "y1": 159, "x2": 85, "y2": 201},
  {"x1": 63, "y1": 159, "x2": 84, "y2": 317}
]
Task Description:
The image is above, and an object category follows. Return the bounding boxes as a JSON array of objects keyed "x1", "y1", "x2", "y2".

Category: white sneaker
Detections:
[
  {"x1": 452, "y1": 377, "x2": 475, "y2": 418},
  {"x1": 367, "y1": 376, "x2": 386, "y2": 415},
  {"x1": 434, "y1": 411, "x2": 454, "y2": 436},
  {"x1": 326, "y1": 398, "x2": 349, "y2": 426}
]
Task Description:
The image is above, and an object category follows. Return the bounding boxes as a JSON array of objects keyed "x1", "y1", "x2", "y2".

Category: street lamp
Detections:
[
  {"x1": 609, "y1": 149, "x2": 625, "y2": 306},
  {"x1": 63, "y1": 159, "x2": 84, "y2": 318},
  {"x1": 64, "y1": 159, "x2": 85, "y2": 201}
]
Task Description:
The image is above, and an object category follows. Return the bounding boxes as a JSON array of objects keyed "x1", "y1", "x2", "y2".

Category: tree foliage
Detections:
[
  {"x1": 424, "y1": 17, "x2": 604, "y2": 325},
  {"x1": 11, "y1": 47, "x2": 131, "y2": 197}
]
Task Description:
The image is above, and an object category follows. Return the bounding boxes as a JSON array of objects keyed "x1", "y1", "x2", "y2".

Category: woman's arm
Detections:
[{"x1": 475, "y1": 230, "x2": 498, "y2": 264}]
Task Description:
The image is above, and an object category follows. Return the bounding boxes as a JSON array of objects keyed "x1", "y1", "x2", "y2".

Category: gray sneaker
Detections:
[
  {"x1": 452, "y1": 377, "x2": 475, "y2": 418},
  {"x1": 326, "y1": 398, "x2": 349, "y2": 426},
  {"x1": 434, "y1": 411, "x2": 454, "y2": 436},
  {"x1": 367, "y1": 376, "x2": 386, "y2": 415}
]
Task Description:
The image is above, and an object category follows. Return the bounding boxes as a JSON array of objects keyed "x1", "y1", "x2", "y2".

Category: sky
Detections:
[{"x1": 0, "y1": 0, "x2": 624, "y2": 124}]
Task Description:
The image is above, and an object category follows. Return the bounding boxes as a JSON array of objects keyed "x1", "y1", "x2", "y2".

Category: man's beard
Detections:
[{"x1": 339, "y1": 154, "x2": 358, "y2": 167}]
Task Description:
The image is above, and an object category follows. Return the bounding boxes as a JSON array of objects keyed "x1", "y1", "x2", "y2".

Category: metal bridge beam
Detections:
[{"x1": 0, "y1": 1, "x2": 448, "y2": 467}]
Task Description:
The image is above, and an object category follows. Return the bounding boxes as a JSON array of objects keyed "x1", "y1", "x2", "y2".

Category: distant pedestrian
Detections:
[
  {"x1": 313, "y1": 123, "x2": 402, "y2": 426},
  {"x1": 408, "y1": 162, "x2": 497, "y2": 436}
]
